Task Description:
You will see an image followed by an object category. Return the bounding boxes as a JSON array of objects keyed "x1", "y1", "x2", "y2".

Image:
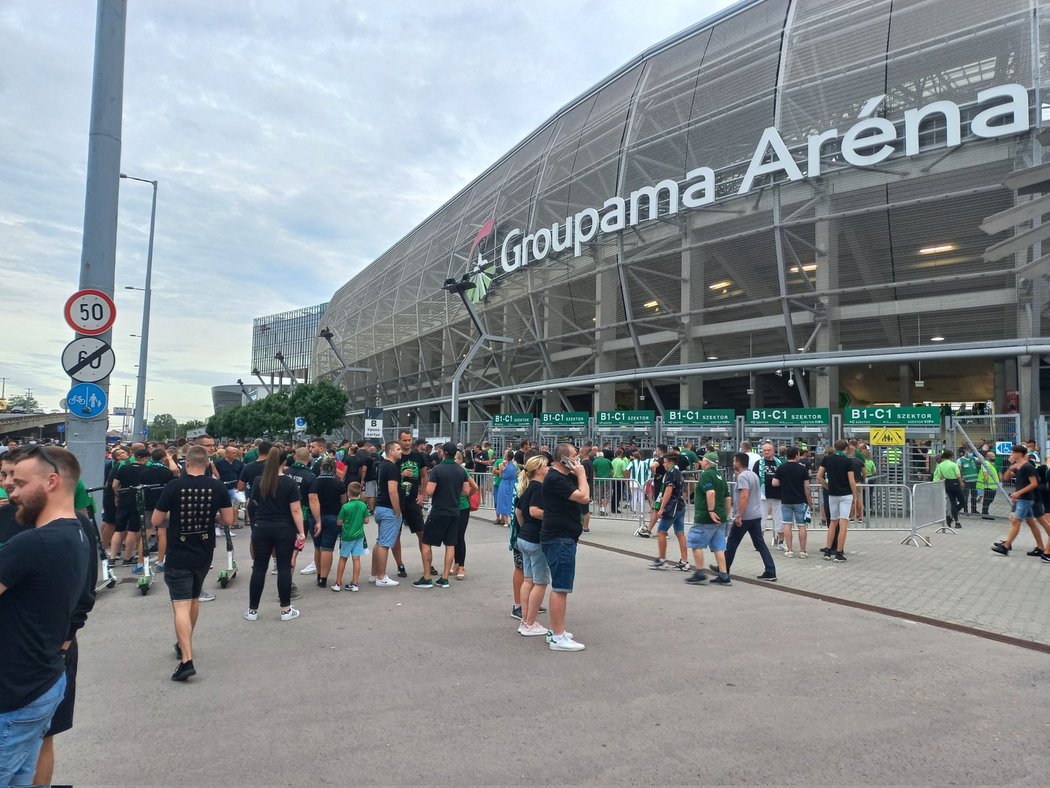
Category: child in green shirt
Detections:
[{"x1": 334, "y1": 482, "x2": 370, "y2": 592}]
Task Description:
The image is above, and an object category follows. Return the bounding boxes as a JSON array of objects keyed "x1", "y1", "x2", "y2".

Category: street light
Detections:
[
  {"x1": 441, "y1": 274, "x2": 512, "y2": 444},
  {"x1": 120, "y1": 173, "x2": 158, "y2": 441}
]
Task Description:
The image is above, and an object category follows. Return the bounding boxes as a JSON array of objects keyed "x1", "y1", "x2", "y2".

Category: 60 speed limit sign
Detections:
[
  {"x1": 64, "y1": 288, "x2": 116, "y2": 336},
  {"x1": 61, "y1": 337, "x2": 116, "y2": 383}
]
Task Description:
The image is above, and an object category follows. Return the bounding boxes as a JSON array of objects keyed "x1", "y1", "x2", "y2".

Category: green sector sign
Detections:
[
  {"x1": 491, "y1": 413, "x2": 533, "y2": 428},
  {"x1": 843, "y1": 406, "x2": 941, "y2": 426},
  {"x1": 596, "y1": 410, "x2": 656, "y2": 426},
  {"x1": 539, "y1": 411, "x2": 589, "y2": 428},
  {"x1": 746, "y1": 407, "x2": 829, "y2": 426},
  {"x1": 664, "y1": 409, "x2": 735, "y2": 427}
]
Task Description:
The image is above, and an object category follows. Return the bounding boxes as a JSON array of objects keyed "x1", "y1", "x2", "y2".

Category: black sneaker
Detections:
[
  {"x1": 396, "y1": 565, "x2": 408, "y2": 578},
  {"x1": 833, "y1": 552, "x2": 846, "y2": 562},
  {"x1": 822, "y1": 548, "x2": 833, "y2": 560},
  {"x1": 710, "y1": 575, "x2": 732, "y2": 585},
  {"x1": 685, "y1": 570, "x2": 708, "y2": 585},
  {"x1": 430, "y1": 565, "x2": 439, "y2": 577},
  {"x1": 317, "y1": 577, "x2": 327, "y2": 588},
  {"x1": 171, "y1": 660, "x2": 196, "y2": 682},
  {"x1": 1026, "y1": 548, "x2": 1043, "y2": 557},
  {"x1": 511, "y1": 605, "x2": 522, "y2": 620},
  {"x1": 757, "y1": 571, "x2": 777, "y2": 581},
  {"x1": 981, "y1": 515, "x2": 995, "y2": 520},
  {"x1": 991, "y1": 543, "x2": 1010, "y2": 556},
  {"x1": 993, "y1": 541, "x2": 1011, "y2": 551},
  {"x1": 412, "y1": 576, "x2": 433, "y2": 589}
]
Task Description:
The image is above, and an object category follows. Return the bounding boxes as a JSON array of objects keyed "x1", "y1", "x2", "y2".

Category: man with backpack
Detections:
[{"x1": 648, "y1": 453, "x2": 689, "y2": 571}]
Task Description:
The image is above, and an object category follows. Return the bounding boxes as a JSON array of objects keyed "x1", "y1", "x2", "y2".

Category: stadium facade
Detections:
[
  {"x1": 314, "y1": 0, "x2": 1050, "y2": 446},
  {"x1": 252, "y1": 303, "x2": 327, "y2": 385}
]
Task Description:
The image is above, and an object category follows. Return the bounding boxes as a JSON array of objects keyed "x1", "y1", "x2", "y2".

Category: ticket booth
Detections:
[
  {"x1": 594, "y1": 410, "x2": 658, "y2": 452},
  {"x1": 842, "y1": 405, "x2": 942, "y2": 486},
  {"x1": 743, "y1": 408, "x2": 833, "y2": 456},
  {"x1": 489, "y1": 413, "x2": 535, "y2": 457},
  {"x1": 661, "y1": 409, "x2": 736, "y2": 453},
  {"x1": 537, "y1": 411, "x2": 590, "y2": 449}
]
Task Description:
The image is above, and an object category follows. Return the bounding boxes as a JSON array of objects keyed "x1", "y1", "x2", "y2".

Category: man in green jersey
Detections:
[{"x1": 684, "y1": 453, "x2": 731, "y2": 586}]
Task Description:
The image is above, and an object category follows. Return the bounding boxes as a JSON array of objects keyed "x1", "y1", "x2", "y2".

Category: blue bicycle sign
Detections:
[{"x1": 67, "y1": 382, "x2": 107, "y2": 420}]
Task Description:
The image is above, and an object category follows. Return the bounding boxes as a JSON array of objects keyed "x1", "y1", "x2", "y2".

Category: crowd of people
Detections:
[{"x1": 1, "y1": 425, "x2": 1047, "y2": 782}]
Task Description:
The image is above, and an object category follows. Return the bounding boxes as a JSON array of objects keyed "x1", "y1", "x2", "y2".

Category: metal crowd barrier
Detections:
[{"x1": 906, "y1": 481, "x2": 946, "y2": 547}]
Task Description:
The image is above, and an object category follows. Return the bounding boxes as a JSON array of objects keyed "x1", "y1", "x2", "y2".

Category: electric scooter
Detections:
[
  {"x1": 133, "y1": 484, "x2": 166, "y2": 596},
  {"x1": 217, "y1": 522, "x2": 238, "y2": 588},
  {"x1": 86, "y1": 486, "x2": 117, "y2": 592}
]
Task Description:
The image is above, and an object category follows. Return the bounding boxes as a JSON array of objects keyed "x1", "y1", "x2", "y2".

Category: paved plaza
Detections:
[{"x1": 61, "y1": 510, "x2": 1048, "y2": 785}]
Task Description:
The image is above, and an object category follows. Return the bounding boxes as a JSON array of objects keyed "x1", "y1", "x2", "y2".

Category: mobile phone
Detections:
[{"x1": 563, "y1": 456, "x2": 578, "y2": 469}]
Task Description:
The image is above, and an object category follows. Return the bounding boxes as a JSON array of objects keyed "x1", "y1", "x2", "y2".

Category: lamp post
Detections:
[
  {"x1": 120, "y1": 173, "x2": 158, "y2": 441},
  {"x1": 441, "y1": 274, "x2": 512, "y2": 444}
]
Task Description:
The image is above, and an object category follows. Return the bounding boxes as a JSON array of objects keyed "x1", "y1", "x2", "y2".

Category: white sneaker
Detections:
[
  {"x1": 784, "y1": 550, "x2": 794, "y2": 558},
  {"x1": 243, "y1": 609, "x2": 258, "y2": 621},
  {"x1": 374, "y1": 576, "x2": 399, "y2": 587},
  {"x1": 775, "y1": 542, "x2": 787, "y2": 552},
  {"x1": 367, "y1": 575, "x2": 377, "y2": 585},
  {"x1": 280, "y1": 606, "x2": 301, "y2": 621},
  {"x1": 270, "y1": 562, "x2": 278, "y2": 575},
  {"x1": 330, "y1": 582, "x2": 341, "y2": 592},
  {"x1": 549, "y1": 633, "x2": 586, "y2": 651},
  {"x1": 798, "y1": 551, "x2": 809, "y2": 559},
  {"x1": 520, "y1": 622, "x2": 549, "y2": 637},
  {"x1": 299, "y1": 562, "x2": 317, "y2": 575}
]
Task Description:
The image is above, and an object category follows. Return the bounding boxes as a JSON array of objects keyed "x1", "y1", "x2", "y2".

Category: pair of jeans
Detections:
[
  {"x1": 943, "y1": 479, "x2": 965, "y2": 522},
  {"x1": 250, "y1": 520, "x2": 296, "y2": 608},
  {"x1": 980, "y1": 489, "x2": 996, "y2": 515},
  {"x1": 725, "y1": 517, "x2": 776, "y2": 575},
  {"x1": 0, "y1": 672, "x2": 67, "y2": 785}
]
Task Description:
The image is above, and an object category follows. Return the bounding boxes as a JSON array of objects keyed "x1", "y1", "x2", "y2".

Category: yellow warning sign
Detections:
[{"x1": 870, "y1": 427, "x2": 905, "y2": 445}]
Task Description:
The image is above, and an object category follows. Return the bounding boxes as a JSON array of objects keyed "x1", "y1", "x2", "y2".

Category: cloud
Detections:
[{"x1": 0, "y1": 0, "x2": 733, "y2": 422}]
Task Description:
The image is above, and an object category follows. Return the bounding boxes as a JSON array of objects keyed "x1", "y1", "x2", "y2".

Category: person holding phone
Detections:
[{"x1": 244, "y1": 448, "x2": 305, "y2": 622}]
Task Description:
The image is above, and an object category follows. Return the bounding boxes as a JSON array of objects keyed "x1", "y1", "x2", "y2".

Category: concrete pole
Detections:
[
  {"x1": 128, "y1": 176, "x2": 157, "y2": 440},
  {"x1": 67, "y1": 0, "x2": 126, "y2": 497}
]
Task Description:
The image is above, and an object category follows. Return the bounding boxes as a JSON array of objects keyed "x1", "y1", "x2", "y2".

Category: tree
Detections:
[
  {"x1": 7, "y1": 393, "x2": 40, "y2": 412},
  {"x1": 180, "y1": 418, "x2": 206, "y2": 436},
  {"x1": 150, "y1": 413, "x2": 179, "y2": 442},
  {"x1": 288, "y1": 381, "x2": 348, "y2": 435}
]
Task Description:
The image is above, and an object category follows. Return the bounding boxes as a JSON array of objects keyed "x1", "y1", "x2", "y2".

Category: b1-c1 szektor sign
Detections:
[
  {"x1": 664, "y1": 409, "x2": 735, "y2": 427},
  {"x1": 491, "y1": 413, "x2": 533, "y2": 428},
  {"x1": 463, "y1": 84, "x2": 1030, "y2": 299},
  {"x1": 844, "y1": 406, "x2": 940, "y2": 426},
  {"x1": 539, "y1": 411, "x2": 589, "y2": 428},
  {"x1": 746, "y1": 408, "x2": 829, "y2": 426},
  {"x1": 596, "y1": 410, "x2": 655, "y2": 427}
]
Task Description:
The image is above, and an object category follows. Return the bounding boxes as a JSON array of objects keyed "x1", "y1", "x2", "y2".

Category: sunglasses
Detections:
[{"x1": 22, "y1": 445, "x2": 60, "y2": 475}]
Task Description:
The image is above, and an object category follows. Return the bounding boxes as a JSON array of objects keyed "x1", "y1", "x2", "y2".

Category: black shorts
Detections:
[
  {"x1": 102, "y1": 503, "x2": 116, "y2": 525},
  {"x1": 164, "y1": 565, "x2": 209, "y2": 601},
  {"x1": 423, "y1": 512, "x2": 458, "y2": 547},
  {"x1": 1034, "y1": 498, "x2": 1046, "y2": 519},
  {"x1": 314, "y1": 514, "x2": 340, "y2": 551},
  {"x1": 45, "y1": 638, "x2": 78, "y2": 737},
  {"x1": 115, "y1": 507, "x2": 141, "y2": 533},
  {"x1": 401, "y1": 501, "x2": 425, "y2": 534}
]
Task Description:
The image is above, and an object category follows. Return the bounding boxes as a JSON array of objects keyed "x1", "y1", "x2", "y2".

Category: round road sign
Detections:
[
  {"x1": 61, "y1": 337, "x2": 116, "y2": 383},
  {"x1": 64, "y1": 289, "x2": 116, "y2": 336}
]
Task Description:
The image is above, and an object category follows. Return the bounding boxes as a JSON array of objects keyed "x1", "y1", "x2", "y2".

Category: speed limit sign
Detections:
[
  {"x1": 64, "y1": 288, "x2": 116, "y2": 336},
  {"x1": 61, "y1": 337, "x2": 115, "y2": 383}
]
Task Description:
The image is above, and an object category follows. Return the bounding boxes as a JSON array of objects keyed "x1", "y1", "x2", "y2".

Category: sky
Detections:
[{"x1": 0, "y1": 0, "x2": 736, "y2": 423}]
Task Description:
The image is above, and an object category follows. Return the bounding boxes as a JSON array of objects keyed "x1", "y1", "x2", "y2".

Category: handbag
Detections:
[{"x1": 468, "y1": 489, "x2": 481, "y2": 511}]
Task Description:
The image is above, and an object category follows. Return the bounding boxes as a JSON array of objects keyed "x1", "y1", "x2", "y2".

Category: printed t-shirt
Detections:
[{"x1": 153, "y1": 475, "x2": 231, "y2": 569}]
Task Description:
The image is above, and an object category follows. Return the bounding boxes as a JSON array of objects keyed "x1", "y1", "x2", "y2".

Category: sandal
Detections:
[{"x1": 456, "y1": 570, "x2": 465, "y2": 580}]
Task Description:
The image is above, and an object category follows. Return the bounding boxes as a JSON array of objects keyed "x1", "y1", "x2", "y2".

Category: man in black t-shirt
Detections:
[
  {"x1": 992, "y1": 445, "x2": 1047, "y2": 556},
  {"x1": 816, "y1": 440, "x2": 857, "y2": 561},
  {"x1": 540, "y1": 443, "x2": 590, "y2": 652},
  {"x1": 394, "y1": 432, "x2": 432, "y2": 580},
  {"x1": 285, "y1": 448, "x2": 317, "y2": 576},
  {"x1": 416, "y1": 443, "x2": 469, "y2": 588},
  {"x1": 774, "y1": 446, "x2": 811, "y2": 557},
  {"x1": 0, "y1": 447, "x2": 91, "y2": 784},
  {"x1": 153, "y1": 446, "x2": 232, "y2": 681},
  {"x1": 369, "y1": 442, "x2": 403, "y2": 587},
  {"x1": 111, "y1": 448, "x2": 149, "y2": 572},
  {"x1": 362, "y1": 445, "x2": 378, "y2": 510},
  {"x1": 214, "y1": 445, "x2": 245, "y2": 501}
]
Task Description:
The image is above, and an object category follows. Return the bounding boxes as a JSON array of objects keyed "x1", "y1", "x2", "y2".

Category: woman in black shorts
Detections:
[{"x1": 308, "y1": 459, "x2": 346, "y2": 588}]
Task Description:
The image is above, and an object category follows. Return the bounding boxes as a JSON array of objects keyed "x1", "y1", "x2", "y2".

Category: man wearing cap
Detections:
[{"x1": 685, "y1": 452, "x2": 732, "y2": 586}]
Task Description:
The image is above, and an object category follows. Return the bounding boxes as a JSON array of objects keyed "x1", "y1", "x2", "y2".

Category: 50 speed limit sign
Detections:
[{"x1": 64, "y1": 288, "x2": 116, "y2": 336}]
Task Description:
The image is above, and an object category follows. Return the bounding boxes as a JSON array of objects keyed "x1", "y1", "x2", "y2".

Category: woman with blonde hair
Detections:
[{"x1": 514, "y1": 453, "x2": 552, "y2": 636}]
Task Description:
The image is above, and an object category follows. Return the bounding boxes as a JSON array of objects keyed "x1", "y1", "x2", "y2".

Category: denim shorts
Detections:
[
  {"x1": 1013, "y1": 498, "x2": 1035, "y2": 520},
  {"x1": 339, "y1": 537, "x2": 366, "y2": 558},
  {"x1": 164, "y1": 565, "x2": 209, "y2": 601},
  {"x1": 374, "y1": 506, "x2": 401, "y2": 547},
  {"x1": 541, "y1": 538, "x2": 577, "y2": 593},
  {"x1": 516, "y1": 537, "x2": 551, "y2": 585},
  {"x1": 657, "y1": 508, "x2": 685, "y2": 534},
  {"x1": 687, "y1": 523, "x2": 726, "y2": 552},
  {"x1": 781, "y1": 502, "x2": 809, "y2": 526},
  {"x1": 315, "y1": 514, "x2": 340, "y2": 551},
  {"x1": 0, "y1": 672, "x2": 67, "y2": 785}
]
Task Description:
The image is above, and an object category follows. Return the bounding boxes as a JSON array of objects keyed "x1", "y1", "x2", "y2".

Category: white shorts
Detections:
[
  {"x1": 763, "y1": 497, "x2": 784, "y2": 533},
  {"x1": 828, "y1": 494, "x2": 853, "y2": 521},
  {"x1": 364, "y1": 481, "x2": 377, "y2": 497}
]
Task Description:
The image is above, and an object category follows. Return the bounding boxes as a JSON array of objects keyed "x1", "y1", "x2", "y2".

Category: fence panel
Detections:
[{"x1": 904, "y1": 481, "x2": 945, "y2": 546}]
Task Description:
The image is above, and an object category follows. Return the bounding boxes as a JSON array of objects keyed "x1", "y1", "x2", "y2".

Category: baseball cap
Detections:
[
  {"x1": 703, "y1": 451, "x2": 719, "y2": 463},
  {"x1": 441, "y1": 442, "x2": 459, "y2": 456}
]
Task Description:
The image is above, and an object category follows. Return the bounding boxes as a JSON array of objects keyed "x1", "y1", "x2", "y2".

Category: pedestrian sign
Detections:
[
  {"x1": 870, "y1": 427, "x2": 905, "y2": 445},
  {"x1": 66, "y1": 382, "x2": 107, "y2": 420},
  {"x1": 293, "y1": 416, "x2": 308, "y2": 432}
]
